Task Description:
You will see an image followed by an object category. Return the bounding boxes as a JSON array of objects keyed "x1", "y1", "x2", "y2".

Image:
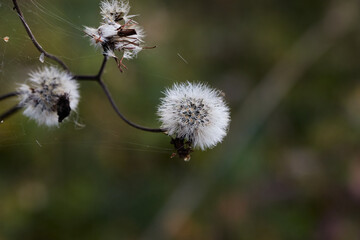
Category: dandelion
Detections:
[
  {"x1": 17, "y1": 66, "x2": 80, "y2": 126},
  {"x1": 84, "y1": 0, "x2": 148, "y2": 71},
  {"x1": 158, "y1": 82, "x2": 230, "y2": 159}
]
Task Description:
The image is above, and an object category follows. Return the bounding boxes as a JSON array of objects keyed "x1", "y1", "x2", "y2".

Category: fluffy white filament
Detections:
[
  {"x1": 17, "y1": 66, "x2": 80, "y2": 126},
  {"x1": 84, "y1": 0, "x2": 145, "y2": 60},
  {"x1": 100, "y1": 0, "x2": 130, "y2": 24},
  {"x1": 157, "y1": 82, "x2": 231, "y2": 150}
]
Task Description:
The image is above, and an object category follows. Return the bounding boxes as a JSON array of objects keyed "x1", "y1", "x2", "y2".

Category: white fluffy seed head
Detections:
[
  {"x1": 84, "y1": 0, "x2": 145, "y2": 61},
  {"x1": 17, "y1": 66, "x2": 80, "y2": 127},
  {"x1": 157, "y1": 82, "x2": 231, "y2": 150}
]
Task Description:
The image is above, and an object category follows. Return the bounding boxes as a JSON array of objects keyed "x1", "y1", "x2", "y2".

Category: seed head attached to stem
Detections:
[
  {"x1": 2, "y1": 0, "x2": 231, "y2": 161},
  {"x1": 17, "y1": 66, "x2": 80, "y2": 126},
  {"x1": 158, "y1": 82, "x2": 231, "y2": 160},
  {"x1": 84, "y1": 0, "x2": 150, "y2": 72}
]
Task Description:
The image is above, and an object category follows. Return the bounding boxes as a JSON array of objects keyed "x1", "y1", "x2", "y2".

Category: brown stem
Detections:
[
  {"x1": 98, "y1": 79, "x2": 165, "y2": 133},
  {"x1": 75, "y1": 56, "x2": 165, "y2": 133},
  {"x1": 0, "y1": 105, "x2": 22, "y2": 122},
  {"x1": 12, "y1": 0, "x2": 70, "y2": 72},
  {"x1": 0, "y1": 92, "x2": 19, "y2": 101},
  {"x1": 11, "y1": 2, "x2": 163, "y2": 134}
]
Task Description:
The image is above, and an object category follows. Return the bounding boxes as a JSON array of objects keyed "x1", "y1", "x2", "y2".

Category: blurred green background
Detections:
[{"x1": 1, "y1": 0, "x2": 360, "y2": 239}]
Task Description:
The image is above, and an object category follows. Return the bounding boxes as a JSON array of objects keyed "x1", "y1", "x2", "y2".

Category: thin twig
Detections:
[
  {"x1": 75, "y1": 56, "x2": 165, "y2": 133},
  {"x1": 97, "y1": 55, "x2": 108, "y2": 77},
  {"x1": 73, "y1": 75, "x2": 98, "y2": 81},
  {"x1": 0, "y1": 92, "x2": 19, "y2": 101},
  {"x1": 12, "y1": 0, "x2": 70, "y2": 72},
  {"x1": 0, "y1": 105, "x2": 22, "y2": 122},
  {"x1": 11, "y1": 1, "x2": 164, "y2": 134},
  {"x1": 98, "y1": 80, "x2": 165, "y2": 133}
]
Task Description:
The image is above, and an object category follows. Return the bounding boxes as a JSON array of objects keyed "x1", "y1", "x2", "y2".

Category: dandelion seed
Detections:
[
  {"x1": 84, "y1": 0, "x2": 148, "y2": 71},
  {"x1": 177, "y1": 53, "x2": 188, "y2": 64},
  {"x1": 17, "y1": 66, "x2": 80, "y2": 126},
  {"x1": 35, "y1": 139, "x2": 42, "y2": 147},
  {"x1": 158, "y1": 82, "x2": 231, "y2": 155},
  {"x1": 3, "y1": 36, "x2": 9, "y2": 42},
  {"x1": 39, "y1": 53, "x2": 45, "y2": 63}
]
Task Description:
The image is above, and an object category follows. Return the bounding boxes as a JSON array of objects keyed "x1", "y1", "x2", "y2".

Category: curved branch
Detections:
[
  {"x1": 12, "y1": 0, "x2": 70, "y2": 72},
  {"x1": 10, "y1": 1, "x2": 163, "y2": 134},
  {"x1": 0, "y1": 105, "x2": 22, "y2": 122},
  {"x1": 0, "y1": 92, "x2": 19, "y2": 101},
  {"x1": 98, "y1": 79, "x2": 165, "y2": 133},
  {"x1": 73, "y1": 75, "x2": 98, "y2": 81},
  {"x1": 74, "y1": 56, "x2": 164, "y2": 133}
]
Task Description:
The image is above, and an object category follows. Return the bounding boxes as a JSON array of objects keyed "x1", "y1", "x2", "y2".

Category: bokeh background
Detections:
[{"x1": 1, "y1": 0, "x2": 360, "y2": 239}]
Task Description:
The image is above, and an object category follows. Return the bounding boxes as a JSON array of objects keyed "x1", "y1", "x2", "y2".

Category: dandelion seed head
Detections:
[
  {"x1": 158, "y1": 82, "x2": 231, "y2": 150},
  {"x1": 17, "y1": 66, "x2": 80, "y2": 127},
  {"x1": 84, "y1": 0, "x2": 146, "y2": 64}
]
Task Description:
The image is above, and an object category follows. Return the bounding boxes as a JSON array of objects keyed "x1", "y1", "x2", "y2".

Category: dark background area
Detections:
[{"x1": 0, "y1": 0, "x2": 360, "y2": 239}]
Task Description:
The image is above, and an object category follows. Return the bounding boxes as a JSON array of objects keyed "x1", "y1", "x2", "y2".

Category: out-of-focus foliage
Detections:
[{"x1": 0, "y1": 0, "x2": 360, "y2": 239}]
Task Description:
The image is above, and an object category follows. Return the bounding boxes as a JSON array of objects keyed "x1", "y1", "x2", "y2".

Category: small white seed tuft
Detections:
[
  {"x1": 157, "y1": 82, "x2": 231, "y2": 150},
  {"x1": 17, "y1": 66, "x2": 80, "y2": 126}
]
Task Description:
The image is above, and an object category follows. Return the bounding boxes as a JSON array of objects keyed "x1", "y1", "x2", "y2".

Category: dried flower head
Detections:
[
  {"x1": 84, "y1": 0, "x2": 147, "y2": 71},
  {"x1": 158, "y1": 82, "x2": 231, "y2": 152},
  {"x1": 17, "y1": 66, "x2": 80, "y2": 126}
]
